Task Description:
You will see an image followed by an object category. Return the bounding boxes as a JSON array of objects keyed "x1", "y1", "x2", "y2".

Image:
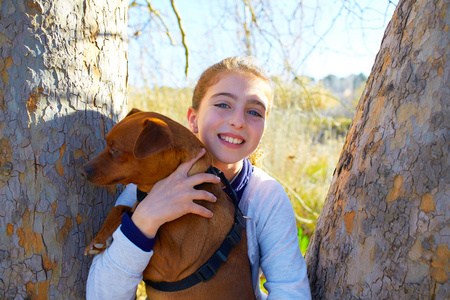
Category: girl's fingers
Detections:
[
  {"x1": 189, "y1": 204, "x2": 214, "y2": 219},
  {"x1": 172, "y1": 148, "x2": 221, "y2": 187},
  {"x1": 176, "y1": 148, "x2": 206, "y2": 174},
  {"x1": 192, "y1": 190, "x2": 217, "y2": 203},
  {"x1": 188, "y1": 172, "x2": 221, "y2": 187}
]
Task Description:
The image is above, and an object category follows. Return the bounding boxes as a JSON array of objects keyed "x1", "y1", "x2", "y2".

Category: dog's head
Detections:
[{"x1": 81, "y1": 108, "x2": 190, "y2": 188}]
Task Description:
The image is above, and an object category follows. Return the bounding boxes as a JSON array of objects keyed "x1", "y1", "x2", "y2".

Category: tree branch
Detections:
[
  {"x1": 170, "y1": 0, "x2": 189, "y2": 77},
  {"x1": 144, "y1": 0, "x2": 176, "y2": 45}
]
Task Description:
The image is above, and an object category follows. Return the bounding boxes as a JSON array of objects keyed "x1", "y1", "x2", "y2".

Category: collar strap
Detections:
[
  {"x1": 204, "y1": 166, "x2": 239, "y2": 207},
  {"x1": 141, "y1": 166, "x2": 246, "y2": 292},
  {"x1": 136, "y1": 188, "x2": 148, "y2": 203}
]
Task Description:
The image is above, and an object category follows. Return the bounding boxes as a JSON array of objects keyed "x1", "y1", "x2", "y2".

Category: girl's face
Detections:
[{"x1": 188, "y1": 72, "x2": 270, "y2": 172}]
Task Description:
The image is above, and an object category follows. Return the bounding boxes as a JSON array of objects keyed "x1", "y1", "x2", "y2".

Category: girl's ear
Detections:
[{"x1": 187, "y1": 107, "x2": 199, "y2": 134}]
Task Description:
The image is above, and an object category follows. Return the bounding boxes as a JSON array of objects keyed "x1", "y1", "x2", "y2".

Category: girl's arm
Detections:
[
  {"x1": 86, "y1": 227, "x2": 153, "y2": 300},
  {"x1": 86, "y1": 183, "x2": 152, "y2": 300},
  {"x1": 257, "y1": 182, "x2": 312, "y2": 299}
]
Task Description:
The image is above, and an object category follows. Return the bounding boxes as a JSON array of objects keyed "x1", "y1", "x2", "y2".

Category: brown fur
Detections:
[{"x1": 81, "y1": 108, "x2": 255, "y2": 299}]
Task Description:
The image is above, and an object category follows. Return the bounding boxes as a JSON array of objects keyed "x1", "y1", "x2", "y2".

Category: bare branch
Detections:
[
  {"x1": 145, "y1": 0, "x2": 175, "y2": 45},
  {"x1": 170, "y1": 0, "x2": 189, "y2": 77}
]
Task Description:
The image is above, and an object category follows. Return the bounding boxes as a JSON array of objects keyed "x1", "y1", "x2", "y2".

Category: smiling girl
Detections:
[{"x1": 87, "y1": 56, "x2": 311, "y2": 299}]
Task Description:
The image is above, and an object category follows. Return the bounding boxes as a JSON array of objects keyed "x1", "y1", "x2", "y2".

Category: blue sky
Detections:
[{"x1": 127, "y1": 0, "x2": 398, "y2": 87}]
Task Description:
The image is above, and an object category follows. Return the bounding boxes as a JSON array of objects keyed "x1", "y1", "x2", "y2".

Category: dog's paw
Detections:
[
  {"x1": 84, "y1": 237, "x2": 113, "y2": 255},
  {"x1": 84, "y1": 242, "x2": 103, "y2": 255}
]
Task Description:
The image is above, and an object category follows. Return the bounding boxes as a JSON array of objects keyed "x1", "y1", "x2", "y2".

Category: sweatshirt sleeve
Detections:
[
  {"x1": 115, "y1": 183, "x2": 138, "y2": 207},
  {"x1": 255, "y1": 180, "x2": 312, "y2": 299},
  {"x1": 86, "y1": 183, "x2": 151, "y2": 299},
  {"x1": 86, "y1": 227, "x2": 153, "y2": 300}
]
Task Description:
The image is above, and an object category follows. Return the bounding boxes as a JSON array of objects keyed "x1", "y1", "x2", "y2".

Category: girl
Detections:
[{"x1": 86, "y1": 56, "x2": 311, "y2": 299}]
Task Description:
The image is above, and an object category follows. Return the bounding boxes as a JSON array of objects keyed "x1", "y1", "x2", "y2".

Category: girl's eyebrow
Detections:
[
  {"x1": 248, "y1": 99, "x2": 267, "y2": 111},
  {"x1": 211, "y1": 92, "x2": 267, "y2": 111},
  {"x1": 211, "y1": 92, "x2": 237, "y2": 100}
]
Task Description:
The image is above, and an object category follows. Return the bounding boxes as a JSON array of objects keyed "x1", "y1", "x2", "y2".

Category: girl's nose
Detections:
[{"x1": 228, "y1": 110, "x2": 246, "y2": 128}]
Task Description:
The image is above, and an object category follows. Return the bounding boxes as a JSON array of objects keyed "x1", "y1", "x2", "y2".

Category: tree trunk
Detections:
[
  {"x1": 0, "y1": 0, "x2": 127, "y2": 298},
  {"x1": 305, "y1": 0, "x2": 449, "y2": 299}
]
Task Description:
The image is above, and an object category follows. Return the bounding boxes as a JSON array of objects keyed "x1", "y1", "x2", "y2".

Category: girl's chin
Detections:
[
  {"x1": 212, "y1": 154, "x2": 246, "y2": 167},
  {"x1": 208, "y1": 144, "x2": 253, "y2": 165}
]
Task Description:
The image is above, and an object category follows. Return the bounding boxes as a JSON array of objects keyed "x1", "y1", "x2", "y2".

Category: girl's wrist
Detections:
[
  {"x1": 121, "y1": 212, "x2": 157, "y2": 252},
  {"x1": 131, "y1": 211, "x2": 160, "y2": 239}
]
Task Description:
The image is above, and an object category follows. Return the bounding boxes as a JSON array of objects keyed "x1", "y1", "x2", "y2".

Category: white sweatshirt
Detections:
[{"x1": 86, "y1": 166, "x2": 312, "y2": 299}]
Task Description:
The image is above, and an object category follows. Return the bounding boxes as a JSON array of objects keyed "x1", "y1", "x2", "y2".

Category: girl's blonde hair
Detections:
[{"x1": 192, "y1": 56, "x2": 273, "y2": 166}]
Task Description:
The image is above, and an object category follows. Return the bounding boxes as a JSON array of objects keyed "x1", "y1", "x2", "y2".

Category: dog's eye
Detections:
[{"x1": 110, "y1": 148, "x2": 121, "y2": 156}]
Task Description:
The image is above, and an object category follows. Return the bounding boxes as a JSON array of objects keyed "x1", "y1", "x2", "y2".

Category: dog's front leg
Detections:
[{"x1": 85, "y1": 204, "x2": 133, "y2": 255}]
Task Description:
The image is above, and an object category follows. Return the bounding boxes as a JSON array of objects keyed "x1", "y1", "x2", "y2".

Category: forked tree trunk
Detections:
[
  {"x1": 306, "y1": 0, "x2": 449, "y2": 299},
  {"x1": 0, "y1": 0, "x2": 127, "y2": 298}
]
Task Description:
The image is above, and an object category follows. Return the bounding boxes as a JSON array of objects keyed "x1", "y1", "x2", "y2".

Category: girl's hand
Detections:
[{"x1": 131, "y1": 148, "x2": 220, "y2": 238}]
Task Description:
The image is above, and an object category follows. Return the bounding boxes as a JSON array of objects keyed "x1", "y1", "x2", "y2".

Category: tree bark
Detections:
[
  {"x1": 305, "y1": 0, "x2": 449, "y2": 299},
  {"x1": 0, "y1": 0, "x2": 127, "y2": 298}
]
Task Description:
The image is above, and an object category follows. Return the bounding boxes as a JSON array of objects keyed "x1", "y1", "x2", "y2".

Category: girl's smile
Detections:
[
  {"x1": 188, "y1": 72, "x2": 270, "y2": 178},
  {"x1": 218, "y1": 133, "x2": 244, "y2": 145}
]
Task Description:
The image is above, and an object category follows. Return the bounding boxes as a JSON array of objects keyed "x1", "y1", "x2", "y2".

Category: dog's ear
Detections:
[
  {"x1": 134, "y1": 118, "x2": 174, "y2": 159},
  {"x1": 126, "y1": 108, "x2": 142, "y2": 118}
]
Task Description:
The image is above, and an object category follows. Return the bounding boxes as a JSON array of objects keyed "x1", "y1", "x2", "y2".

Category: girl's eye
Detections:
[
  {"x1": 214, "y1": 103, "x2": 230, "y2": 109},
  {"x1": 247, "y1": 110, "x2": 263, "y2": 118}
]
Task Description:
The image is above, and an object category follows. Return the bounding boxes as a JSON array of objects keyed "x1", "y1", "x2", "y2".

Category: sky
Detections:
[{"x1": 127, "y1": 0, "x2": 398, "y2": 88}]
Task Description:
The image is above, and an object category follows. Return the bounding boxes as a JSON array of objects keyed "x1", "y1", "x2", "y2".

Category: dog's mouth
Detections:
[
  {"x1": 105, "y1": 177, "x2": 127, "y2": 185},
  {"x1": 218, "y1": 134, "x2": 244, "y2": 145}
]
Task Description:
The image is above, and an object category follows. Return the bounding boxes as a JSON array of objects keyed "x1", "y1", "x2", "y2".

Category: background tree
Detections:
[
  {"x1": 305, "y1": 0, "x2": 449, "y2": 298},
  {"x1": 0, "y1": 0, "x2": 127, "y2": 298},
  {"x1": 126, "y1": 0, "x2": 397, "y2": 87}
]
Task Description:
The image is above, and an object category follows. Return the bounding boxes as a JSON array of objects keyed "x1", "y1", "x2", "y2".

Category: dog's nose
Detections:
[{"x1": 80, "y1": 165, "x2": 92, "y2": 179}]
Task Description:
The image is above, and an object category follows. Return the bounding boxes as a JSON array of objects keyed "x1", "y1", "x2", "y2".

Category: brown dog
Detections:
[{"x1": 81, "y1": 108, "x2": 255, "y2": 299}]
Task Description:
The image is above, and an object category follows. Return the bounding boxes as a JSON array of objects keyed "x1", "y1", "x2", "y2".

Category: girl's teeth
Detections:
[{"x1": 221, "y1": 135, "x2": 243, "y2": 144}]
